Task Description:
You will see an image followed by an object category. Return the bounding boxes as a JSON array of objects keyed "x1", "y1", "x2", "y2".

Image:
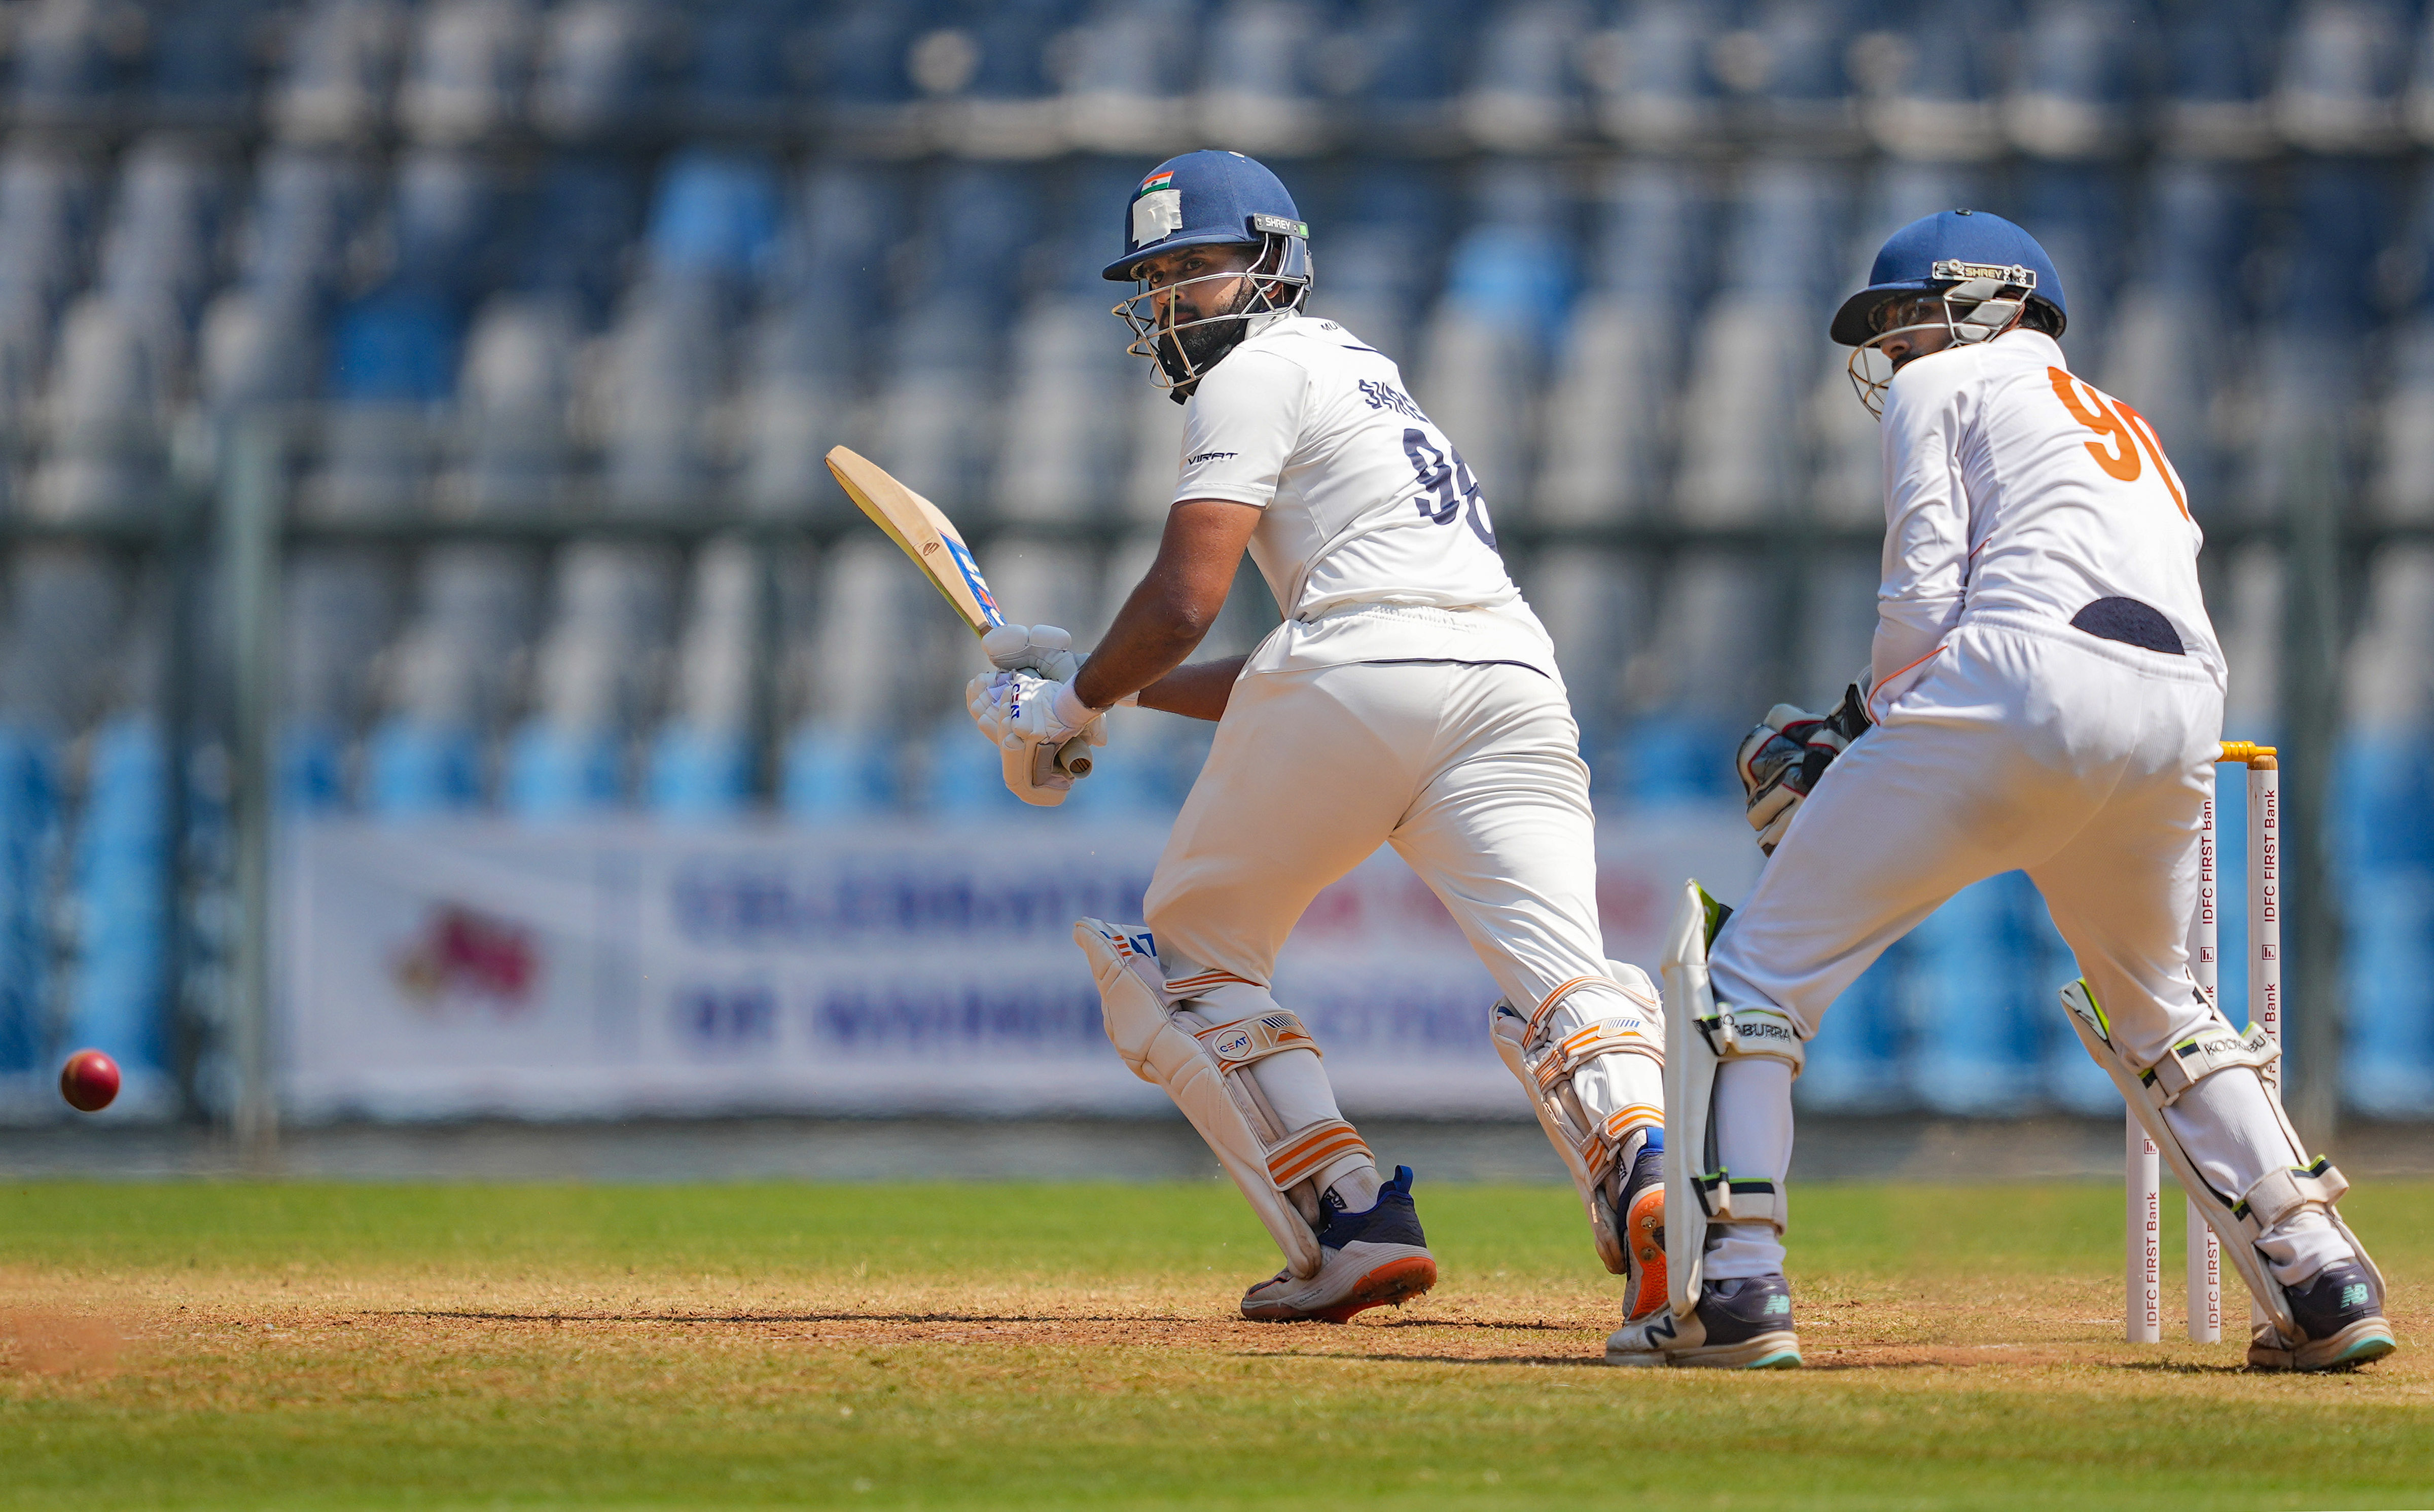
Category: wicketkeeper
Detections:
[{"x1": 1607, "y1": 210, "x2": 2398, "y2": 1372}]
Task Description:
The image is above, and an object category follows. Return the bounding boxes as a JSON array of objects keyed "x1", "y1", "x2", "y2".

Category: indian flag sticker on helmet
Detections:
[
  {"x1": 1137, "y1": 168, "x2": 1175, "y2": 194},
  {"x1": 1131, "y1": 186, "x2": 1182, "y2": 249}
]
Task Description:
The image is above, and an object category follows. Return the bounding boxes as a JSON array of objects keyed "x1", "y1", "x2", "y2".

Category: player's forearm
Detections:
[
  {"x1": 1071, "y1": 589, "x2": 1217, "y2": 708},
  {"x1": 1136, "y1": 657, "x2": 1245, "y2": 721}
]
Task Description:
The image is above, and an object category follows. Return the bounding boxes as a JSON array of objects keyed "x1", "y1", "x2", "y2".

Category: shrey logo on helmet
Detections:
[
  {"x1": 1105, "y1": 149, "x2": 1314, "y2": 402},
  {"x1": 1833, "y1": 210, "x2": 2069, "y2": 419}
]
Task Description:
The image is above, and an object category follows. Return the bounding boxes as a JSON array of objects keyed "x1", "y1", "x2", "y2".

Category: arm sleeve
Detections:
[
  {"x1": 1870, "y1": 365, "x2": 1972, "y2": 702},
  {"x1": 1169, "y1": 349, "x2": 1306, "y2": 508}
]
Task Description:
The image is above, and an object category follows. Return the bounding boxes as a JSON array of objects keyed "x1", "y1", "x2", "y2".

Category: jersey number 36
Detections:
[{"x1": 1403, "y1": 428, "x2": 1499, "y2": 550}]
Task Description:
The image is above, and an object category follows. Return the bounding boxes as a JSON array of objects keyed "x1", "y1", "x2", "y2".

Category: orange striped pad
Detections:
[
  {"x1": 1523, "y1": 976, "x2": 1603, "y2": 1040},
  {"x1": 1166, "y1": 967, "x2": 1260, "y2": 998},
  {"x1": 1531, "y1": 1020, "x2": 1662, "y2": 1090},
  {"x1": 1267, "y1": 1118, "x2": 1371, "y2": 1190},
  {"x1": 1194, "y1": 1011, "x2": 1319, "y2": 1067},
  {"x1": 1582, "y1": 1104, "x2": 1664, "y2": 1180}
]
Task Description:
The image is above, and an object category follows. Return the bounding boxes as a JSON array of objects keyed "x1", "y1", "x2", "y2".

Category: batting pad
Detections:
[
  {"x1": 1076, "y1": 918, "x2": 1347, "y2": 1279},
  {"x1": 1489, "y1": 964, "x2": 1665, "y2": 1276},
  {"x1": 2058, "y1": 977, "x2": 2386, "y2": 1349}
]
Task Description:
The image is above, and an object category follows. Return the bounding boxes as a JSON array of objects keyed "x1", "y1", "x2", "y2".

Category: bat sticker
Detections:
[{"x1": 944, "y1": 537, "x2": 1005, "y2": 627}]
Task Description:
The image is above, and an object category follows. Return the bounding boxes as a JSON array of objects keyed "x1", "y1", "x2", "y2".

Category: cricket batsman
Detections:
[
  {"x1": 1606, "y1": 210, "x2": 2397, "y2": 1371},
  {"x1": 968, "y1": 151, "x2": 1668, "y2": 1323}
]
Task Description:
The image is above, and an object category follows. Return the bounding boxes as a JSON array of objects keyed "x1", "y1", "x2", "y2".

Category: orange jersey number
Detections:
[{"x1": 2048, "y1": 367, "x2": 2188, "y2": 519}]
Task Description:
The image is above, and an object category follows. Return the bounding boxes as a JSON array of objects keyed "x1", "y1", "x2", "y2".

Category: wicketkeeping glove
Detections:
[{"x1": 1734, "y1": 679, "x2": 1872, "y2": 855}]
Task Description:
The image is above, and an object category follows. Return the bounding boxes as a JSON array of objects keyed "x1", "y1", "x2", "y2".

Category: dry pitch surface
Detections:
[{"x1": 3, "y1": 1177, "x2": 2430, "y2": 1510}]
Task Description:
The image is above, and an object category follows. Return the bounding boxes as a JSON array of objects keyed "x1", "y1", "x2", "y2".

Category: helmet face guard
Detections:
[
  {"x1": 1844, "y1": 259, "x2": 2039, "y2": 419},
  {"x1": 1112, "y1": 224, "x2": 1312, "y2": 398}
]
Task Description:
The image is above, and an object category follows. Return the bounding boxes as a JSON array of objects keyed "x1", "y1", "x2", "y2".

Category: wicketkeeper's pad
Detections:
[
  {"x1": 1490, "y1": 965, "x2": 1665, "y2": 1274},
  {"x1": 1076, "y1": 918, "x2": 1367, "y2": 1279},
  {"x1": 2058, "y1": 977, "x2": 2387, "y2": 1349},
  {"x1": 1661, "y1": 880, "x2": 1805, "y2": 1319}
]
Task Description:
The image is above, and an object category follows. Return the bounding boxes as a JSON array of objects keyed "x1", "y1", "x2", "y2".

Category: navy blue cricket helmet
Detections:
[
  {"x1": 1830, "y1": 209, "x2": 2067, "y2": 347},
  {"x1": 1102, "y1": 149, "x2": 1311, "y2": 282}
]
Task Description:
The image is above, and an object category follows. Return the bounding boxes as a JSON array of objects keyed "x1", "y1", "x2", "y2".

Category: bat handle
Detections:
[{"x1": 1053, "y1": 735, "x2": 1093, "y2": 779}]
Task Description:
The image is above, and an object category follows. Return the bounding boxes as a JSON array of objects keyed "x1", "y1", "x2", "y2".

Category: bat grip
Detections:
[{"x1": 1053, "y1": 735, "x2": 1093, "y2": 779}]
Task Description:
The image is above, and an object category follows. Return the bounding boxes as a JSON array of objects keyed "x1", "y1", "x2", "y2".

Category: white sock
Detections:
[
  {"x1": 2160, "y1": 1068, "x2": 2354, "y2": 1286},
  {"x1": 1702, "y1": 1056, "x2": 1796, "y2": 1282}
]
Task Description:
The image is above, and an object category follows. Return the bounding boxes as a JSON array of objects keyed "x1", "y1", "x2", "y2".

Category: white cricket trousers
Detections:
[
  {"x1": 1702, "y1": 612, "x2": 2350, "y2": 1284},
  {"x1": 1143, "y1": 658, "x2": 1659, "y2": 1194}
]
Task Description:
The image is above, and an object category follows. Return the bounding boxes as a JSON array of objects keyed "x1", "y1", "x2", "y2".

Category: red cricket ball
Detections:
[{"x1": 59, "y1": 1050, "x2": 120, "y2": 1113}]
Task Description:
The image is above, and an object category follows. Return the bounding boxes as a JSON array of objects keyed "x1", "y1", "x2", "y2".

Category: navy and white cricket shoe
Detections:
[
  {"x1": 1240, "y1": 1165, "x2": 1438, "y2": 1323},
  {"x1": 2250, "y1": 1258, "x2": 2397, "y2": 1372},
  {"x1": 1604, "y1": 1272, "x2": 1802, "y2": 1369}
]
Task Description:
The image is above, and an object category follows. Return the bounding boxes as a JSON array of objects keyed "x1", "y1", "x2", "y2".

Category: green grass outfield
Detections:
[{"x1": 1, "y1": 1177, "x2": 2428, "y2": 1510}]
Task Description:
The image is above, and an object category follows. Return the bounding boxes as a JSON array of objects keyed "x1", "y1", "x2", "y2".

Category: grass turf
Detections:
[{"x1": 1, "y1": 1176, "x2": 2428, "y2": 1510}]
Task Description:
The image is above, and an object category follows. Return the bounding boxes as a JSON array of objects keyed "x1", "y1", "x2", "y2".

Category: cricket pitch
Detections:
[{"x1": 3, "y1": 1177, "x2": 2428, "y2": 1509}]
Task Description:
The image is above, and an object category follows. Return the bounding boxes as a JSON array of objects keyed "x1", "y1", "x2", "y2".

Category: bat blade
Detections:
[
  {"x1": 824, "y1": 445, "x2": 1004, "y2": 636},
  {"x1": 825, "y1": 445, "x2": 1092, "y2": 785}
]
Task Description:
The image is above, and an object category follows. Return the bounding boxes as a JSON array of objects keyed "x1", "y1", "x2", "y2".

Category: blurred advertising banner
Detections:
[{"x1": 281, "y1": 815, "x2": 1759, "y2": 1122}]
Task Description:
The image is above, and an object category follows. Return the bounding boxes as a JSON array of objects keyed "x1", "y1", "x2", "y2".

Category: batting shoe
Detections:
[
  {"x1": 2249, "y1": 1259, "x2": 2398, "y2": 1372},
  {"x1": 1619, "y1": 1142, "x2": 1668, "y2": 1321},
  {"x1": 1603, "y1": 1273, "x2": 1802, "y2": 1369},
  {"x1": 1240, "y1": 1165, "x2": 1438, "y2": 1323}
]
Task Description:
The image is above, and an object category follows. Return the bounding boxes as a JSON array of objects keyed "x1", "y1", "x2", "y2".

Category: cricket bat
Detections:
[{"x1": 823, "y1": 446, "x2": 1092, "y2": 784}]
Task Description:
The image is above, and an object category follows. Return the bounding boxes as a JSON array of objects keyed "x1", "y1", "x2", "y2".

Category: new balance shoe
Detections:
[
  {"x1": 1240, "y1": 1165, "x2": 1438, "y2": 1323},
  {"x1": 2249, "y1": 1259, "x2": 2397, "y2": 1372},
  {"x1": 1619, "y1": 1143, "x2": 1667, "y2": 1321},
  {"x1": 1604, "y1": 1272, "x2": 1802, "y2": 1369}
]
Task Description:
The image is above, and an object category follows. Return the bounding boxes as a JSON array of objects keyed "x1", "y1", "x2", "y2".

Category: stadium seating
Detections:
[{"x1": 0, "y1": 0, "x2": 2426, "y2": 1117}]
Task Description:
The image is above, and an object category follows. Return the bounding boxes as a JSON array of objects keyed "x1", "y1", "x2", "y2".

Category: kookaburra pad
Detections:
[
  {"x1": 1076, "y1": 918, "x2": 1368, "y2": 1280},
  {"x1": 2058, "y1": 978, "x2": 2386, "y2": 1348},
  {"x1": 1660, "y1": 881, "x2": 1806, "y2": 1319},
  {"x1": 1489, "y1": 965, "x2": 1666, "y2": 1274}
]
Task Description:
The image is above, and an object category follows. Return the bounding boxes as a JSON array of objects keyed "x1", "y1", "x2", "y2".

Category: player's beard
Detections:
[{"x1": 1155, "y1": 279, "x2": 1259, "y2": 394}]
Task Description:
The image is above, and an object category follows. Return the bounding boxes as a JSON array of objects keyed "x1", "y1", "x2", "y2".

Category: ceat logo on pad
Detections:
[{"x1": 1214, "y1": 1030, "x2": 1253, "y2": 1059}]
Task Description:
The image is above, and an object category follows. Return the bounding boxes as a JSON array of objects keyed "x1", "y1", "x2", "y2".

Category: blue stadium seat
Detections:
[
  {"x1": 1061, "y1": 0, "x2": 1203, "y2": 153},
  {"x1": 2275, "y1": 0, "x2": 2411, "y2": 154},
  {"x1": 1732, "y1": 0, "x2": 1857, "y2": 151},
  {"x1": 647, "y1": 148, "x2": 782, "y2": 291},
  {"x1": 400, "y1": 0, "x2": 536, "y2": 146},
  {"x1": 272, "y1": 0, "x2": 404, "y2": 146},
  {"x1": 1797, "y1": 945, "x2": 1908, "y2": 1113},
  {"x1": 1458, "y1": 0, "x2": 1587, "y2": 153},
  {"x1": 150, "y1": 0, "x2": 271, "y2": 131},
  {"x1": 1589, "y1": 0, "x2": 1720, "y2": 151},
  {"x1": 503, "y1": 155, "x2": 643, "y2": 333},
  {"x1": 11, "y1": 0, "x2": 138, "y2": 130},
  {"x1": 1537, "y1": 163, "x2": 1700, "y2": 524},
  {"x1": 647, "y1": 538, "x2": 764, "y2": 820},
  {"x1": 0, "y1": 721, "x2": 60, "y2": 1076},
  {"x1": 1415, "y1": 162, "x2": 1569, "y2": 524},
  {"x1": 782, "y1": 723, "x2": 896, "y2": 820},
  {"x1": 532, "y1": 0, "x2": 674, "y2": 142},
  {"x1": 1196, "y1": 0, "x2": 1334, "y2": 157},
  {"x1": 916, "y1": 0, "x2": 1069, "y2": 158},
  {"x1": 1908, "y1": 874, "x2": 2048, "y2": 1115},
  {"x1": 2006, "y1": 0, "x2": 2140, "y2": 160},
  {"x1": 2336, "y1": 549, "x2": 2434, "y2": 1111},
  {"x1": 64, "y1": 712, "x2": 171, "y2": 1094},
  {"x1": 2160, "y1": 0, "x2": 2277, "y2": 157},
  {"x1": 1865, "y1": 8, "x2": 2005, "y2": 161}
]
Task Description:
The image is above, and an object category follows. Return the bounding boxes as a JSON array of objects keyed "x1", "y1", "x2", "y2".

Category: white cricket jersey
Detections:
[
  {"x1": 1169, "y1": 312, "x2": 1555, "y2": 674},
  {"x1": 1871, "y1": 328, "x2": 2224, "y2": 714}
]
